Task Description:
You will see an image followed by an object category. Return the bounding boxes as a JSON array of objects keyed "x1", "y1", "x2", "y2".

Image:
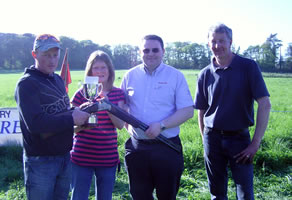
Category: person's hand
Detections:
[
  {"x1": 79, "y1": 102, "x2": 92, "y2": 110},
  {"x1": 72, "y1": 108, "x2": 90, "y2": 126},
  {"x1": 96, "y1": 91, "x2": 108, "y2": 102},
  {"x1": 122, "y1": 104, "x2": 129, "y2": 112},
  {"x1": 234, "y1": 142, "x2": 260, "y2": 164},
  {"x1": 145, "y1": 122, "x2": 161, "y2": 139}
]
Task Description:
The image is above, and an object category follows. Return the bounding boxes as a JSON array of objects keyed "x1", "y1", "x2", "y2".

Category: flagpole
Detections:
[{"x1": 64, "y1": 48, "x2": 68, "y2": 88}]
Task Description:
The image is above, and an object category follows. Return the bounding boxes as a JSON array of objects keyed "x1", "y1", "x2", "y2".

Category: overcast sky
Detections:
[{"x1": 1, "y1": 0, "x2": 291, "y2": 52}]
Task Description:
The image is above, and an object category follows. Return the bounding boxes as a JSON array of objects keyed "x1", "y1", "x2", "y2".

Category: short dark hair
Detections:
[
  {"x1": 143, "y1": 35, "x2": 164, "y2": 49},
  {"x1": 208, "y1": 23, "x2": 233, "y2": 41}
]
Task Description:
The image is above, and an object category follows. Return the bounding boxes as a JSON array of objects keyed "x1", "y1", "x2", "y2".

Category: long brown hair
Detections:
[{"x1": 84, "y1": 50, "x2": 115, "y2": 88}]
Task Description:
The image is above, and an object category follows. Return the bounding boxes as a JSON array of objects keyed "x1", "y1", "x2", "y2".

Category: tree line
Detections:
[{"x1": 0, "y1": 32, "x2": 291, "y2": 72}]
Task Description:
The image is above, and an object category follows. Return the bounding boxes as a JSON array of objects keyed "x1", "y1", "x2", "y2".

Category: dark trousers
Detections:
[
  {"x1": 203, "y1": 128, "x2": 254, "y2": 200},
  {"x1": 124, "y1": 136, "x2": 184, "y2": 200}
]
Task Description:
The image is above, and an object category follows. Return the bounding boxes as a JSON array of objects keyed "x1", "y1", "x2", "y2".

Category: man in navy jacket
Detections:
[{"x1": 15, "y1": 34, "x2": 89, "y2": 200}]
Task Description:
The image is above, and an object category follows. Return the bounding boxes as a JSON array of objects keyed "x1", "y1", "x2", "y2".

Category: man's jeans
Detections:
[
  {"x1": 23, "y1": 152, "x2": 71, "y2": 200},
  {"x1": 70, "y1": 162, "x2": 117, "y2": 200},
  {"x1": 203, "y1": 128, "x2": 254, "y2": 200}
]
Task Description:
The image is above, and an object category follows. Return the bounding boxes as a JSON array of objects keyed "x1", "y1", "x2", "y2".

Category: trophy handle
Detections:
[
  {"x1": 83, "y1": 84, "x2": 90, "y2": 100},
  {"x1": 96, "y1": 83, "x2": 103, "y2": 97},
  {"x1": 82, "y1": 83, "x2": 103, "y2": 101}
]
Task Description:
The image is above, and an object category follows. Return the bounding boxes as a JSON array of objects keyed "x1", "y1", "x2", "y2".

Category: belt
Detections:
[
  {"x1": 132, "y1": 136, "x2": 161, "y2": 144},
  {"x1": 133, "y1": 135, "x2": 179, "y2": 144},
  {"x1": 205, "y1": 127, "x2": 248, "y2": 136},
  {"x1": 137, "y1": 139, "x2": 160, "y2": 144}
]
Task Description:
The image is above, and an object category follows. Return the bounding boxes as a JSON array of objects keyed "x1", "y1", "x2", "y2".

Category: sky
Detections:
[{"x1": 1, "y1": 0, "x2": 291, "y2": 53}]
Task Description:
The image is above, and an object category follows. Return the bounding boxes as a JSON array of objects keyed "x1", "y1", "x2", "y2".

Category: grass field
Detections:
[{"x1": 0, "y1": 70, "x2": 292, "y2": 200}]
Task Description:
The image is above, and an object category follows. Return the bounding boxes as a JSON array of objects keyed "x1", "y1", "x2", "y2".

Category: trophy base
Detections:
[
  {"x1": 84, "y1": 123, "x2": 99, "y2": 128},
  {"x1": 87, "y1": 115, "x2": 98, "y2": 125}
]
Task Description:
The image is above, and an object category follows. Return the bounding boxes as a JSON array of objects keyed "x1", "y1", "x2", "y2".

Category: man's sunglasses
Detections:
[{"x1": 142, "y1": 48, "x2": 160, "y2": 54}]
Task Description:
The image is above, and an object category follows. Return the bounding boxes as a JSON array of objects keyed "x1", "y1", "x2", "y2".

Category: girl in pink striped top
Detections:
[{"x1": 70, "y1": 50, "x2": 126, "y2": 200}]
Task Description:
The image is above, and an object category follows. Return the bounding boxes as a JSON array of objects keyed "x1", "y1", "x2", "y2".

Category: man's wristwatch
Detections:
[{"x1": 160, "y1": 121, "x2": 166, "y2": 131}]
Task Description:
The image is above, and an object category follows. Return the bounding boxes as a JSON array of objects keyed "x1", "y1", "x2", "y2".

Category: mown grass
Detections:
[{"x1": 0, "y1": 70, "x2": 291, "y2": 200}]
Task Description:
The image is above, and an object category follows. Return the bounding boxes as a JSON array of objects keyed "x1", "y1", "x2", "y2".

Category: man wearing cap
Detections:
[{"x1": 15, "y1": 34, "x2": 90, "y2": 200}]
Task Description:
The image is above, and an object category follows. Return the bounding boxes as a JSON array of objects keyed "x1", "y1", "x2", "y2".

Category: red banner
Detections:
[{"x1": 60, "y1": 48, "x2": 71, "y2": 93}]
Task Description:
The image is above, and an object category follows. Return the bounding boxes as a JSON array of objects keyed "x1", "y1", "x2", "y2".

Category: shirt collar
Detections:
[
  {"x1": 143, "y1": 62, "x2": 164, "y2": 75},
  {"x1": 210, "y1": 54, "x2": 237, "y2": 72}
]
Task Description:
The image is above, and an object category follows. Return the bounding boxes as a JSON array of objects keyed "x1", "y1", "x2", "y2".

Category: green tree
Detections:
[
  {"x1": 0, "y1": 33, "x2": 34, "y2": 70},
  {"x1": 284, "y1": 43, "x2": 292, "y2": 71},
  {"x1": 1, "y1": 32, "x2": 290, "y2": 73},
  {"x1": 20, "y1": 34, "x2": 35, "y2": 68},
  {"x1": 185, "y1": 43, "x2": 209, "y2": 69},
  {"x1": 259, "y1": 34, "x2": 282, "y2": 71},
  {"x1": 172, "y1": 42, "x2": 190, "y2": 68},
  {"x1": 243, "y1": 45, "x2": 261, "y2": 62},
  {"x1": 60, "y1": 36, "x2": 82, "y2": 70},
  {"x1": 112, "y1": 45, "x2": 140, "y2": 69},
  {"x1": 165, "y1": 42, "x2": 210, "y2": 69}
]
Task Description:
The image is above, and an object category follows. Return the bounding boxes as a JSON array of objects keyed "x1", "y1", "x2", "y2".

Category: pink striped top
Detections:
[{"x1": 70, "y1": 87, "x2": 125, "y2": 167}]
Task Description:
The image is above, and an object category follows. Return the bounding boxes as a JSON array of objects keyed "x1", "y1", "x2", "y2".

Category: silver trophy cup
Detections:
[{"x1": 83, "y1": 76, "x2": 103, "y2": 125}]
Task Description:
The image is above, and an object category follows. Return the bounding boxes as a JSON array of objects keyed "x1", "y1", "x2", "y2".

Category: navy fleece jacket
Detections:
[{"x1": 15, "y1": 66, "x2": 74, "y2": 156}]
